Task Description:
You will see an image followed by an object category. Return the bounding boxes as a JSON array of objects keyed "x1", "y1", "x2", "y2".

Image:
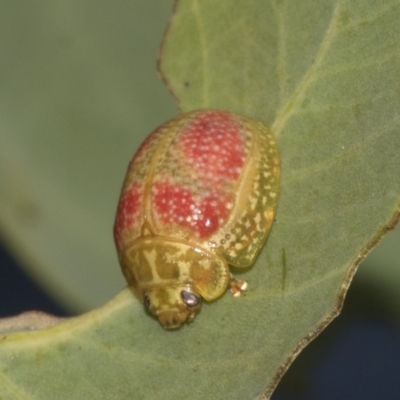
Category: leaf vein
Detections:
[
  {"x1": 0, "y1": 373, "x2": 32, "y2": 400},
  {"x1": 272, "y1": 0, "x2": 343, "y2": 135},
  {"x1": 337, "y1": 0, "x2": 400, "y2": 34},
  {"x1": 192, "y1": 0, "x2": 209, "y2": 107},
  {"x1": 283, "y1": 114, "x2": 400, "y2": 186},
  {"x1": 272, "y1": 0, "x2": 288, "y2": 105}
]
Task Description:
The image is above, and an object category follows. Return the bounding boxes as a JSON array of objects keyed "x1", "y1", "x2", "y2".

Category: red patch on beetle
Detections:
[
  {"x1": 152, "y1": 181, "x2": 230, "y2": 238},
  {"x1": 180, "y1": 110, "x2": 246, "y2": 185},
  {"x1": 114, "y1": 182, "x2": 142, "y2": 249}
]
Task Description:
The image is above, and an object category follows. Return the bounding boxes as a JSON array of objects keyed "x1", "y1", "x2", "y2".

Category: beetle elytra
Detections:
[{"x1": 114, "y1": 110, "x2": 280, "y2": 329}]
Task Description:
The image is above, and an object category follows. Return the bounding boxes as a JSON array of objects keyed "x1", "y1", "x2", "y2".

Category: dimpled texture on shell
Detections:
[{"x1": 114, "y1": 109, "x2": 280, "y2": 269}]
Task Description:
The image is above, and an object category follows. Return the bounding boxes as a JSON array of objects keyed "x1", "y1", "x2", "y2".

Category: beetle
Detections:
[{"x1": 114, "y1": 109, "x2": 280, "y2": 329}]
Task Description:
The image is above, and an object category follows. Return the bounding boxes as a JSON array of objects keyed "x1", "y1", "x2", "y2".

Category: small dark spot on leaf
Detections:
[
  {"x1": 14, "y1": 201, "x2": 41, "y2": 227},
  {"x1": 339, "y1": 11, "x2": 350, "y2": 26},
  {"x1": 301, "y1": 98, "x2": 310, "y2": 108},
  {"x1": 56, "y1": 33, "x2": 74, "y2": 49},
  {"x1": 353, "y1": 104, "x2": 362, "y2": 118},
  {"x1": 281, "y1": 248, "x2": 287, "y2": 292}
]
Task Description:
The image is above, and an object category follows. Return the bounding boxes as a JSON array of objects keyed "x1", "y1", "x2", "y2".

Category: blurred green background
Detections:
[
  {"x1": 0, "y1": 2, "x2": 399, "y2": 399},
  {"x1": 0, "y1": 0, "x2": 177, "y2": 313}
]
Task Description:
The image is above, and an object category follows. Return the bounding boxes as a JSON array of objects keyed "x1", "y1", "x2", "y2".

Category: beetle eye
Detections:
[
  {"x1": 144, "y1": 296, "x2": 151, "y2": 310},
  {"x1": 181, "y1": 290, "x2": 201, "y2": 307}
]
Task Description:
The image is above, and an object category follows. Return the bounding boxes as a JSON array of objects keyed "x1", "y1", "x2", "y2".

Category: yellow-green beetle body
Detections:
[{"x1": 114, "y1": 110, "x2": 280, "y2": 328}]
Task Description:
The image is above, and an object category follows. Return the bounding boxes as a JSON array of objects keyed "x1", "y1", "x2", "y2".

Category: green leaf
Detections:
[{"x1": 1, "y1": 1, "x2": 400, "y2": 399}]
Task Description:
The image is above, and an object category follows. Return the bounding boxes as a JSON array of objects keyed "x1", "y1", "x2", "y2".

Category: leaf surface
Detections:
[{"x1": 160, "y1": 1, "x2": 400, "y2": 396}]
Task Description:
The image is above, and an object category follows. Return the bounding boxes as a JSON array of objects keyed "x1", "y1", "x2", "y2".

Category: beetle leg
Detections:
[{"x1": 230, "y1": 277, "x2": 248, "y2": 297}]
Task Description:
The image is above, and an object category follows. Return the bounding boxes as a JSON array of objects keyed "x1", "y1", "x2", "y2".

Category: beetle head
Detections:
[{"x1": 143, "y1": 285, "x2": 202, "y2": 329}]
